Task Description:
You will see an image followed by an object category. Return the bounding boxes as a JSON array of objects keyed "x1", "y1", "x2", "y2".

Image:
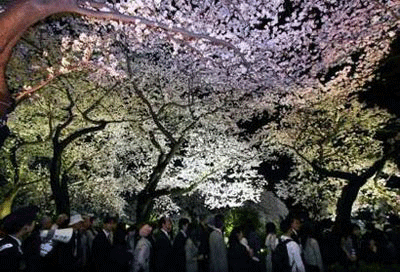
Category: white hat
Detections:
[{"x1": 69, "y1": 214, "x2": 83, "y2": 226}]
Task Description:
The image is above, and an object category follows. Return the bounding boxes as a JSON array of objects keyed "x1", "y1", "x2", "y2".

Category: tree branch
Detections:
[
  {"x1": 53, "y1": 84, "x2": 75, "y2": 142},
  {"x1": 60, "y1": 121, "x2": 106, "y2": 150},
  {"x1": 74, "y1": 1, "x2": 249, "y2": 67},
  {"x1": 132, "y1": 82, "x2": 177, "y2": 145},
  {"x1": 15, "y1": 62, "x2": 91, "y2": 105}
]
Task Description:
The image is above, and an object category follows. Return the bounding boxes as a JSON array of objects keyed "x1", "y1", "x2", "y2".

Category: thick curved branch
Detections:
[
  {"x1": 53, "y1": 87, "x2": 75, "y2": 143},
  {"x1": 74, "y1": 2, "x2": 249, "y2": 67},
  {"x1": 279, "y1": 142, "x2": 360, "y2": 181},
  {"x1": 149, "y1": 130, "x2": 164, "y2": 155},
  {"x1": 0, "y1": 0, "x2": 81, "y2": 117},
  {"x1": 60, "y1": 121, "x2": 106, "y2": 150},
  {"x1": 311, "y1": 163, "x2": 360, "y2": 182}
]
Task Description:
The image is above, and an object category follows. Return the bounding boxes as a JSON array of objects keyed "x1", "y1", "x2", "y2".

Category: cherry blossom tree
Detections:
[
  {"x1": 75, "y1": 46, "x2": 266, "y2": 221},
  {"x1": 258, "y1": 92, "x2": 400, "y2": 227},
  {"x1": 2, "y1": 74, "x2": 138, "y2": 215},
  {"x1": 2, "y1": 23, "x2": 266, "y2": 219},
  {"x1": 0, "y1": 19, "x2": 145, "y2": 216}
]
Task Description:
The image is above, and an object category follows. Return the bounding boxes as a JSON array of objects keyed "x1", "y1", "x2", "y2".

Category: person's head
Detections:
[
  {"x1": 214, "y1": 214, "x2": 224, "y2": 230},
  {"x1": 266, "y1": 222, "x2": 276, "y2": 235},
  {"x1": 299, "y1": 221, "x2": 316, "y2": 246},
  {"x1": 82, "y1": 214, "x2": 95, "y2": 230},
  {"x1": 139, "y1": 223, "x2": 153, "y2": 238},
  {"x1": 103, "y1": 216, "x2": 118, "y2": 232},
  {"x1": 187, "y1": 223, "x2": 197, "y2": 240},
  {"x1": 40, "y1": 215, "x2": 53, "y2": 230},
  {"x1": 340, "y1": 222, "x2": 355, "y2": 238},
  {"x1": 280, "y1": 214, "x2": 302, "y2": 236},
  {"x1": 199, "y1": 214, "x2": 208, "y2": 224},
  {"x1": 69, "y1": 214, "x2": 84, "y2": 230},
  {"x1": 228, "y1": 226, "x2": 244, "y2": 246},
  {"x1": 2, "y1": 206, "x2": 39, "y2": 240},
  {"x1": 179, "y1": 218, "x2": 190, "y2": 232},
  {"x1": 159, "y1": 216, "x2": 172, "y2": 233},
  {"x1": 291, "y1": 218, "x2": 302, "y2": 233},
  {"x1": 55, "y1": 213, "x2": 69, "y2": 229},
  {"x1": 114, "y1": 222, "x2": 127, "y2": 244}
]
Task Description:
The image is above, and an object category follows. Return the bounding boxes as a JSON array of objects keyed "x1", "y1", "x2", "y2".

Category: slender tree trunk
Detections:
[{"x1": 49, "y1": 141, "x2": 70, "y2": 215}]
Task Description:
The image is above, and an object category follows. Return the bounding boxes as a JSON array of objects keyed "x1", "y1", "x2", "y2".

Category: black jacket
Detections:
[
  {"x1": 91, "y1": 230, "x2": 113, "y2": 272},
  {"x1": 0, "y1": 235, "x2": 23, "y2": 272},
  {"x1": 153, "y1": 230, "x2": 173, "y2": 272}
]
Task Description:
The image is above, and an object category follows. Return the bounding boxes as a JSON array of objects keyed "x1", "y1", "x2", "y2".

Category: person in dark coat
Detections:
[
  {"x1": 91, "y1": 215, "x2": 118, "y2": 272},
  {"x1": 198, "y1": 216, "x2": 212, "y2": 272},
  {"x1": 109, "y1": 223, "x2": 132, "y2": 272},
  {"x1": 0, "y1": 206, "x2": 39, "y2": 272},
  {"x1": 227, "y1": 226, "x2": 251, "y2": 272},
  {"x1": 245, "y1": 222, "x2": 262, "y2": 272},
  {"x1": 21, "y1": 224, "x2": 42, "y2": 272},
  {"x1": 153, "y1": 216, "x2": 173, "y2": 272},
  {"x1": 54, "y1": 213, "x2": 85, "y2": 272},
  {"x1": 173, "y1": 218, "x2": 190, "y2": 272}
]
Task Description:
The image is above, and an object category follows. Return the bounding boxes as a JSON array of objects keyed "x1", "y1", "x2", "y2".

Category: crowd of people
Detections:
[{"x1": 1, "y1": 206, "x2": 400, "y2": 272}]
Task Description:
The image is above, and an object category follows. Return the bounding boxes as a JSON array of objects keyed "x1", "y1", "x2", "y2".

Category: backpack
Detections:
[{"x1": 271, "y1": 238, "x2": 292, "y2": 272}]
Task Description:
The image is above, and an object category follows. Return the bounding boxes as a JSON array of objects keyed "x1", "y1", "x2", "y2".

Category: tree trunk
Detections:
[
  {"x1": 136, "y1": 191, "x2": 154, "y2": 223},
  {"x1": 0, "y1": 186, "x2": 19, "y2": 219},
  {"x1": 49, "y1": 141, "x2": 70, "y2": 215},
  {"x1": 135, "y1": 140, "x2": 182, "y2": 222},
  {"x1": 0, "y1": 124, "x2": 10, "y2": 147},
  {"x1": 334, "y1": 177, "x2": 366, "y2": 232},
  {"x1": 135, "y1": 160, "x2": 169, "y2": 223}
]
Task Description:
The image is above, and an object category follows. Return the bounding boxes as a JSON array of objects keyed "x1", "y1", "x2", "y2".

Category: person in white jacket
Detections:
[
  {"x1": 277, "y1": 215, "x2": 306, "y2": 272},
  {"x1": 133, "y1": 223, "x2": 153, "y2": 272}
]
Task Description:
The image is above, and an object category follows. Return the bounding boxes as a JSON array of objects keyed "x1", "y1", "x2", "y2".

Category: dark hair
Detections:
[
  {"x1": 158, "y1": 216, "x2": 171, "y2": 228},
  {"x1": 228, "y1": 226, "x2": 244, "y2": 247},
  {"x1": 280, "y1": 217, "x2": 291, "y2": 233},
  {"x1": 280, "y1": 214, "x2": 301, "y2": 233},
  {"x1": 103, "y1": 215, "x2": 118, "y2": 224},
  {"x1": 114, "y1": 223, "x2": 127, "y2": 245},
  {"x1": 178, "y1": 218, "x2": 190, "y2": 230},
  {"x1": 214, "y1": 214, "x2": 224, "y2": 229},
  {"x1": 2, "y1": 206, "x2": 39, "y2": 234},
  {"x1": 186, "y1": 223, "x2": 200, "y2": 244},
  {"x1": 300, "y1": 221, "x2": 315, "y2": 247},
  {"x1": 266, "y1": 222, "x2": 276, "y2": 234}
]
